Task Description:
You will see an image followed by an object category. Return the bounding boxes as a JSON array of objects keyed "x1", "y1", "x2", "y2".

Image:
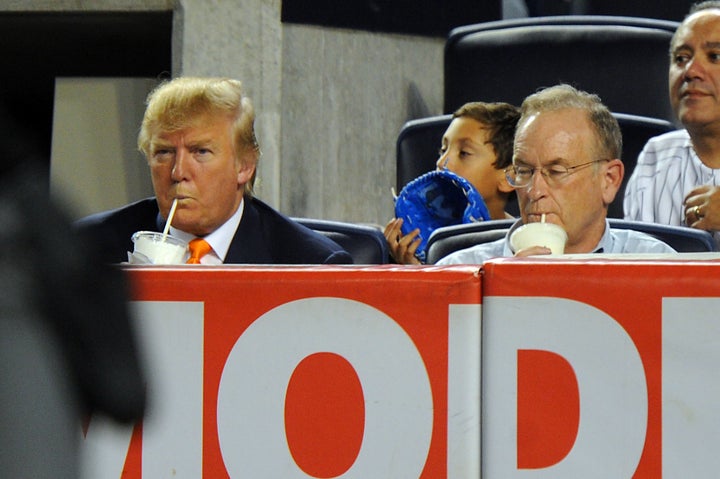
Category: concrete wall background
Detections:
[
  {"x1": 50, "y1": 78, "x2": 157, "y2": 218},
  {"x1": 6, "y1": 0, "x2": 444, "y2": 226}
]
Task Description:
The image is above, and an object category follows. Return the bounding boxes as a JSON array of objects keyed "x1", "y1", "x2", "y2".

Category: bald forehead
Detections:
[
  {"x1": 514, "y1": 109, "x2": 596, "y2": 161},
  {"x1": 517, "y1": 108, "x2": 592, "y2": 138},
  {"x1": 687, "y1": 7, "x2": 720, "y2": 23},
  {"x1": 674, "y1": 9, "x2": 720, "y2": 47}
]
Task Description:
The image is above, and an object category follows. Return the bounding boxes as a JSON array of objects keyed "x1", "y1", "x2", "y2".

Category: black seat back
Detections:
[
  {"x1": 294, "y1": 218, "x2": 389, "y2": 264},
  {"x1": 426, "y1": 219, "x2": 514, "y2": 264},
  {"x1": 396, "y1": 114, "x2": 452, "y2": 193},
  {"x1": 607, "y1": 219, "x2": 716, "y2": 253},
  {"x1": 444, "y1": 16, "x2": 680, "y2": 122}
]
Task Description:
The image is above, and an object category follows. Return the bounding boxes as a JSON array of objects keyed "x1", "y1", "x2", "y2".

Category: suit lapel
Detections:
[{"x1": 224, "y1": 198, "x2": 273, "y2": 264}]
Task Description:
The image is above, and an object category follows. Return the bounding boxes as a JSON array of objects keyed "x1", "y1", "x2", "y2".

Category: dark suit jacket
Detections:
[{"x1": 75, "y1": 196, "x2": 353, "y2": 265}]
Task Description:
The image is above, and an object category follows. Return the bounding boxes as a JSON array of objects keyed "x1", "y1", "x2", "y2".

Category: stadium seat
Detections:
[
  {"x1": 444, "y1": 16, "x2": 680, "y2": 122},
  {"x1": 294, "y1": 218, "x2": 390, "y2": 264}
]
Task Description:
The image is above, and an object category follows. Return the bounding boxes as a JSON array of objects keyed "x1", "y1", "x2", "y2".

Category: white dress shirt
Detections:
[{"x1": 170, "y1": 199, "x2": 245, "y2": 264}]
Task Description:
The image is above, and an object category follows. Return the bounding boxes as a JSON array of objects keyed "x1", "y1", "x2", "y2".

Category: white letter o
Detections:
[{"x1": 217, "y1": 297, "x2": 433, "y2": 478}]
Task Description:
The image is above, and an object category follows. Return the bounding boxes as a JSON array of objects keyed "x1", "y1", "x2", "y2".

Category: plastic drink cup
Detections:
[
  {"x1": 131, "y1": 231, "x2": 189, "y2": 264},
  {"x1": 510, "y1": 222, "x2": 568, "y2": 254}
]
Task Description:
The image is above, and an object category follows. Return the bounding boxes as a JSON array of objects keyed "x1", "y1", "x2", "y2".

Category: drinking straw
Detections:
[
  {"x1": 162, "y1": 198, "x2": 178, "y2": 240},
  {"x1": 541, "y1": 213, "x2": 546, "y2": 223}
]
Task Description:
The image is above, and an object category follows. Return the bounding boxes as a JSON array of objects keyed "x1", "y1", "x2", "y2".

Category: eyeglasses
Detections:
[{"x1": 504, "y1": 159, "x2": 610, "y2": 188}]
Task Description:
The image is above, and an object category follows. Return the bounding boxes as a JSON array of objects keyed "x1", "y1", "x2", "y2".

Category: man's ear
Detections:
[
  {"x1": 237, "y1": 162, "x2": 256, "y2": 185},
  {"x1": 236, "y1": 149, "x2": 258, "y2": 186},
  {"x1": 601, "y1": 158, "x2": 624, "y2": 206},
  {"x1": 497, "y1": 167, "x2": 515, "y2": 194}
]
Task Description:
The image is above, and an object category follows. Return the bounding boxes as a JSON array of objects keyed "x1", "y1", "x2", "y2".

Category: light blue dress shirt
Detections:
[{"x1": 436, "y1": 219, "x2": 676, "y2": 265}]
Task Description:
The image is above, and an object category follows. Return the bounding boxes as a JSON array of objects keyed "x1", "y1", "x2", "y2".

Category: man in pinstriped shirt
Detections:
[{"x1": 624, "y1": 1, "x2": 720, "y2": 247}]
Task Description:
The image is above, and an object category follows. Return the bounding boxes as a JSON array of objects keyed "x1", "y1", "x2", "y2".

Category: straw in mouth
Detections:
[{"x1": 162, "y1": 198, "x2": 178, "y2": 240}]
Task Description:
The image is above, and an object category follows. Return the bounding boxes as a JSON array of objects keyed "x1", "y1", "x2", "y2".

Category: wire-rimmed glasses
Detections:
[{"x1": 504, "y1": 159, "x2": 610, "y2": 188}]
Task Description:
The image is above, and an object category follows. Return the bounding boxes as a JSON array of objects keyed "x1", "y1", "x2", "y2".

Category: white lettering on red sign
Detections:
[
  {"x1": 217, "y1": 297, "x2": 433, "y2": 477},
  {"x1": 482, "y1": 296, "x2": 647, "y2": 478},
  {"x1": 78, "y1": 294, "x2": 720, "y2": 478}
]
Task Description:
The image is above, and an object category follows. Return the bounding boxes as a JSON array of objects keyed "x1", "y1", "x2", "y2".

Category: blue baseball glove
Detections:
[{"x1": 394, "y1": 169, "x2": 490, "y2": 262}]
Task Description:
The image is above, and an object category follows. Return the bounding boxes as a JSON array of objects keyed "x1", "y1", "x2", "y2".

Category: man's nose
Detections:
[
  {"x1": 171, "y1": 150, "x2": 188, "y2": 181},
  {"x1": 684, "y1": 57, "x2": 706, "y2": 81},
  {"x1": 526, "y1": 168, "x2": 548, "y2": 198}
]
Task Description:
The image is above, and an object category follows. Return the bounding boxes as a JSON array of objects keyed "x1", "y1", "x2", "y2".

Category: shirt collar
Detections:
[{"x1": 593, "y1": 219, "x2": 612, "y2": 253}]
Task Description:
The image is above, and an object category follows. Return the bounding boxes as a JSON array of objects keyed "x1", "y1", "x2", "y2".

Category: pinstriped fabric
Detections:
[{"x1": 624, "y1": 129, "x2": 720, "y2": 247}]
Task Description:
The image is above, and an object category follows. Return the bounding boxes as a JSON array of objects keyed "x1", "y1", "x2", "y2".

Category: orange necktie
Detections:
[{"x1": 187, "y1": 238, "x2": 212, "y2": 264}]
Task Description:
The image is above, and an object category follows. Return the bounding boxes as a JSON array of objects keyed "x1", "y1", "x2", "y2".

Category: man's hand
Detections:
[
  {"x1": 684, "y1": 185, "x2": 720, "y2": 230},
  {"x1": 514, "y1": 245, "x2": 552, "y2": 257}
]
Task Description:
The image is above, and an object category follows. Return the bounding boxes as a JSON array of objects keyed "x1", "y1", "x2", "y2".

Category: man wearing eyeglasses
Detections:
[{"x1": 436, "y1": 84, "x2": 675, "y2": 264}]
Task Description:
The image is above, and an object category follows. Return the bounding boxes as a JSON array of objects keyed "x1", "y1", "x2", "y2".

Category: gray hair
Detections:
[{"x1": 517, "y1": 83, "x2": 622, "y2": 160}]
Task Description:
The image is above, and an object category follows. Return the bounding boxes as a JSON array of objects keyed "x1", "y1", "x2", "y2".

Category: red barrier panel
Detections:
[
  {"x1": 482, "y1": 257, "x2": 720, "y2": 478},
  {"x1": 80, "y1": 265, "x2": 482, "y2": 478},
  {"x1": 81, "y1": 258, "x2": 720, "y2": 478}
]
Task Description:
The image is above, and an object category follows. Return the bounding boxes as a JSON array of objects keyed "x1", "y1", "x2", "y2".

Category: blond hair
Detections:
[{"x1": 138, "y1": 77, "x2": 259, "y2": 194}]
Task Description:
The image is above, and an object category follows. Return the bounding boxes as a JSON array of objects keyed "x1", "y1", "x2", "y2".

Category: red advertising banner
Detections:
[
  {"x1": 80, "y1": 265, "x2": 482, "y2": 478},
  {"x1": 481, "y1": 257, "x2": 720, "y2": 478}
]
